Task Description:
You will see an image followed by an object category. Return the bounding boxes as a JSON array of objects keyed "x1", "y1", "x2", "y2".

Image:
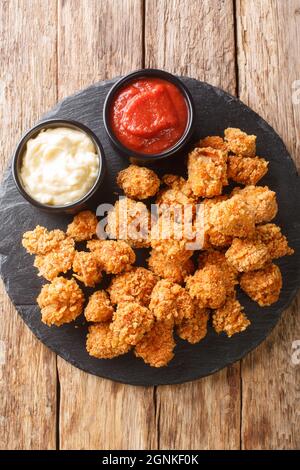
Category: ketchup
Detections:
[{"x1": 110, "y1": 78, "x2": 188, "y2": 154}]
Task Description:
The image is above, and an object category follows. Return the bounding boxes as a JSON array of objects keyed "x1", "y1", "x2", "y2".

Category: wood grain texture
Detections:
[
  {"x1": 236, "y1": 0, "x2": 300, "y2": 449},
  {"x1": 0, "y1": 0, "x2": 57, "y2": 449},
  {"x1": 56, "y1": 0, "x2": 157, "y2": 450},
  {"x1": 145, "y1": 0, "x2": 240, "y2": 450}
]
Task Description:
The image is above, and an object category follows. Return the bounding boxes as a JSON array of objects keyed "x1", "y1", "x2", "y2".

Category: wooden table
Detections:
[{"x1": 0, "y1": 0, "x2": 299, "y2": 450}]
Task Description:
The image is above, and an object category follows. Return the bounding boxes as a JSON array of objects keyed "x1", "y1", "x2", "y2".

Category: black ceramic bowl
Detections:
[
  {"x1": 103, "y1": 68, "x2": 195, "y2": 164},
  {"x1": 12, "y1": 119, "x2": 106, "y2": 213}
]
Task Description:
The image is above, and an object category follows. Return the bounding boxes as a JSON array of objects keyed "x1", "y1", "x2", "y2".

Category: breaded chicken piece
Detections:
[
  {"x1": 227, "y1": 155, "x2": 268, "y2": 185},
  {"x1": 110, "y1": 301, "x2": 154, "y2": 346},
  {"x1": 200, "y1": 196, "x2": 233, "y2": 248},
  {"x1": 198, "y1": 249, "x2": 238, "y2": 296},
  {"x1": 108, "y1": 267, "x2": 158, "y2": 306},
  {"x1": 156, "y1": 174, "x2": 197, "y2": 220},
  {"x1": 224, "y1": 128, "x2": 256, "y2": 157},
  {"x1": 176, "y1": 304, "x2": 209, "y2": 344},
  {"x1": 34, "y1": 237, "x2": 75, "y2": 281},
  {"x1": 86, "y1": 323, "x2": 131, "y2": 359},
  {"x1": 87, "y1": 239, "x2": 136, "y2": 274},
  {"x1": 72, "y1": 251, "x2": 102, "y2": 287},
  {"x1": 240, "y1": 263, "x2": 282, "y2": 306},
  {"x1": 37, "y1": 277, "x2": 84, "y2": 326},
  {"x1": 84, "y1": 290, "x2": 114, "y2": 322},
  {"x1": 22, "y1": 225, "x2": 65, "y2": 255},
  {"x1": 188, "y1": 146, "x2": 228, "y2": 197},
  {"x1": 225, "y1": 238, "x2": 271, "y2": 272},
  {"x1": 134, "y1": 321, "x2": 175, "y2": 367},
  {"x1": 151, "y1": 216, "x2": 195, "y2": 262},
  {"x1": 256, "y1": 224, "x2": 294, "y2": 259},
  {"x1": 149, "y1": 279, "x2": 194, "y2": 325},
  {"x1": 208, "y1": 195, "x2": 256, "y2": 238},
  {"x1": 67, "y1": 210, "x2": 98, "y2": 242},
  {"x1": 148, "y1": 250, "x2": 194, "y2": 284},
  {"x1": 232, "y1": 185, "x2": 278, "y2": 224},
  {"x1": 212, "y1": 297, "x2": 250, "y2": 337},
  {"x1": 106, "y1": 197, "x2": 150, "y2": 248},
  {"x1": 186, "y1": 265, "x2": 227, "y2": 309},
  {"x1": 117, "y1": 164, "x2": 160, "y2": 200},
  {"x1": 196, "y1": 135, "x2": 228, "y2": 154}
]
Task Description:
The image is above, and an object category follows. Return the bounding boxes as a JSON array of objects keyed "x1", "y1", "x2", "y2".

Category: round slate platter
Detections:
[{"x1": 1, "y1": 76, "x2": 300, "y2": 386}]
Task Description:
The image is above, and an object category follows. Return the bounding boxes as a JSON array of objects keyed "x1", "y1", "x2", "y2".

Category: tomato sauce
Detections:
[{"x1": 110, "y1": 78, "x2": 188, "y2": 154}]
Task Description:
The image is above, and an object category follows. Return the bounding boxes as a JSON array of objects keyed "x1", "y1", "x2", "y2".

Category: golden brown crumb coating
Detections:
[
  {"x1": 67, "y1": 210, "x2": 98, "y2": 242},
  {"x1": 107, "y1": 267, "x2": 158, "y2": 306},
  {"x1": 212, "y1": 297, "x2": 250, "y2": 337},
  {"x1": 188, "y1": 146, "x2": 228, "y2": 197},
  {"x1": 117, "y1": 164, "x2": 160, "y2": 200},
  {"x1": 22, "y1": 225, "x2": 65, "y2": 255},
  {"x1": 197, "y1": 135, "x2": 228, "y2": 153},
  {"x1": 37, "y1": 277, "x2": 84, "y2": 326},
  {"x1": 227, "y1": 155, "x2": 268, "y2": 185},
  {"x1": 225, "y1": 238, "x2": 271, "y2": 272},
  {"x1": 110, "y1": 301, "x2": 154, "y2": 346},
  {"x1": 148, "y1": 250, "x2": 194, "y2": 284},
  {"x1": 106, "y1": 197, "x2": 150, "y2": 248},
  {"x1": 198, "y1": 249, "x2": 238, "y2": 296},
  {"x1": 186, "y1": 265, "x2": 227, "y2": 309},
  {"x1": 72, "y1": 251, "x2": 102, "y2": 287},
  {"x1": 232, "y1": 185, "x2": 278, "y2": 224},
  {"x1": 149, "y1": 279, "x2": 194, "y2": 325},
  {"x1": 208, "y1": 195, "x2": 256, "y2": 238},
  {"x1": 176, "y1": 305, "x2": 209, "y2": 344},
  {"x1": 156, "y1": 174, "x2": 197, "y2": 220},
  {"x1": 199, "y1": 196, "x2": 233, "y2": 248},
  {"x1": 34, "y1": 237, "x2": 75, "y2": 281},
  {"x1": 86, "y1": 323, "x2": 131, "y2": 359},
  {"x1": 224, "y1": 127, "x2": 256, "y2": 157},
  {"x1": 240, "y1": 263, "x2": 282, "y2": 306},
  {"x1": 256, "y1": 224, "x2": 294, "y2": 259},
  {"x1": 87, "y1": 239, "x2": 135, "y2": 274},
  {"x1": 134, "y1": 321, "x2": 175, "y2": 367},
  {"x1": 84, "y1": 291, "x2": 114, "y2": 322}
]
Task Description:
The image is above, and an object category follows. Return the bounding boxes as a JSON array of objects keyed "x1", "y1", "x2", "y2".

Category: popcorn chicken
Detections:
[
  {"x1": 34, "y1": 237, "x2": 75, "y2": 281},
  {"x1": 186, "y1": 265, "x2": 227, "y2": 309},
  {"x1": 176, "y1": 305, "x2": 209, "y2": 344},
  {"x1": 72, "y1": 251, "x2": 102, "y2": 287},
  {"x1": 225, "y1": 238, "x2": 271, "y2": 272},
  {"x1": 256, "y1": 224, "x2": 294, "y2": 259},
  {"x1": 117, "y1": 164, "x2": 160, "y2": 200},
  {"x1": 37, "y1": 277, "x2": 84, "y2": 326},
  {"x1": 108, "y1": 267, "x2": 158, "y2": 307},
  {"x1": 148, "y1": 250, "x2": 194, "y2": 284},
  {"x1": 224, "y1": 127, "x2": 256, "y2": 157},
  {"x1": 86, "y1": 323, "x2": 131, "y2": 359},
  {"x1": 87, "y1": 239, "x2": 135, "y2": 274},
  {"x1": 67, "y1": 210, "x2": 98, "y2": 241},
  {"x1": 134, "y1": 321, "x2": 175, "y2": 367},
  {"x1": 212, "y1": 297, "x2": 250, "y2": 337},
  {"x1": 196, "y1": 135, "x2": 228, "y2": 154},
  {"x1": 240, "y1": 263, "x2": 282, "y2": 306},
  {"x1": 228, "y1": 155, "x2": 268, "y2": 185},
  {"x1": 187, "y1": 146, "x2": 228, "y2": 197},
  {"x1": 198, "y1": 249, "x2": 238, "y2": 296},
  {"x1": 110, "y1": 301, "x2": 154, "y2": 346},
  {"x1": 200, "y1": 196, "x2": 233, "y2": 248},
  {"x1": 84, "y1": 291, "x2": 114, "y2": 322},
  {"x1": 22, "y1": 225, "x2": 65, "y2": 255},
  {"x1": 156, "y1": 174, "x2": 197, "y2": 220},
  {"x1": 232, "y1": 185, "x2": 278, "y2": 224}
]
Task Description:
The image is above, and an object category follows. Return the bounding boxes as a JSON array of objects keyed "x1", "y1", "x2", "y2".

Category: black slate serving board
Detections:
[{"x1": 1, "y1": 76, "x2": 300, "y2": 386}]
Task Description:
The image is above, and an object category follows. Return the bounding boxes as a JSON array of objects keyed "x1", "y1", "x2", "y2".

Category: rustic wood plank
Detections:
[
  {"x1": 236, "y1": 0, "x2": 300, "y2": 449},
  {"x1": 145, "y1": 0, "x2": 240, "y2": 450},
  {"x1": 0, "y1": 0, "x2": 57, "y2": 449},
  {"x1": 56, "y1": 0, "x2": 157, "y2": 450}
]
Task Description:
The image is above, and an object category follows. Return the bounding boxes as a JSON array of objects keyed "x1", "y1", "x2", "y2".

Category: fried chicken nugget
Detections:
[
  {"x1": 232, "y1": 185, "x2": 278, "y2": 224},
  {"x1": 84, "y1": 290, "x2": 114, "y2": 322},
  {"x1": 176, "y1": 304, "x2": 209, "y2": 344},
  {"x1": 22, "y1": 225, "x2": 65, "y2": 255},
  {"x1": 86, "y1": 323, "x2": 131, "y2": 359},
  {"x1": 34, "y1": 237, "x2": 75, "y2": 281},
  {"x1": 106, "y1": 197, "x2": 150, "y2": 248},
  {"x1": 188, "y1": 146, "x2": 228, "y2": 197},
  {"x1": 149, "y1": 279, "x2": 194, "y2": 325},
  {"x1": 225, "y1": 238, "x2": 271, "y2": 272},
  {"x1": 212, "y1": 297, "x2": 250, "y2": 337},
  {"x1": 134, "y1": 321, "x2": 175, "y2": 367},
  {"x1": 196, "y1": 135, "x2": 228, "y2": 154},
  {"x1": 198, "y1": 249, "x2": 238, "y2": 296},
  {"x1": 107, "y1": 267, "x2": 158, "y2": 306},
  {"x1": 224, "y1": 128, "x2": 256, "y2": 157},
  {"x1": 87, "y1": 239, "x2": 136, "y2": 274},
  {"x1": 240, "y1": 263, "x2": 282, "y2": 306},
  {"x1": 256, "y1": 224, "x2": 294, "y2": 259},
  {"x1": 186, "y1": 265, "x2": 227, "y2": 309},
  {"x1": 117, "y1": 164, "x2": 160, "y2": 200},
  {"x1": 110, "y1": 301, "x2": 154, "y2": 346},
  {"x1": 72, "y1": 251, "x2": 102, "y2": 287},
  {"x1": 148, "y1": 250, "x2": 194, "y2": 284},
  {"x1": 200, "y1": 196, "x2": 233, "y2": 248},
  {"x1": 227, "y1": 155, "x2": 268, "y2": 185},
  {"x1": 67, "y1": 210, "x2": 98, "y2": 242},
  {"x1": 156, "y1": 174, "x2": 197, "y2": 220},
  {"x1": 37, "y1": 277, "x2": 84, "y2": 326}
]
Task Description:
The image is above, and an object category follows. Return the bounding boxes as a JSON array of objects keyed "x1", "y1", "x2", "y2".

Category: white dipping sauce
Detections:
[{"x1": 20, "y1": 127, "x2": 100, "y2": 205}]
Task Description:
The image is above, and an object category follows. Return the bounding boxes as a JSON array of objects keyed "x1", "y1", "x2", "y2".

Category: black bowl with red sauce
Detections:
[{"x1": 103, "y1": 69, "x2": 195, "y2": 164}]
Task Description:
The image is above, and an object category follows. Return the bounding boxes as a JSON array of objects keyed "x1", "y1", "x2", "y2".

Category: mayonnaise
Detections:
[{"x1": 20, "y1": 127, "x2": 100, "y2": 206}]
